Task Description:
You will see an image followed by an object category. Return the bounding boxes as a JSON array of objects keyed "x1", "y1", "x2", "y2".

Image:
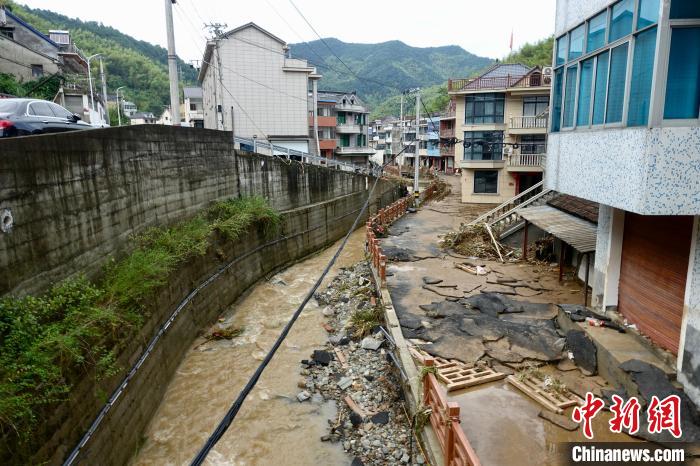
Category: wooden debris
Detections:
[
  {"x1": 438, "y1": 365, "x2": 507, "y2": 391},
  {"x1": 321, "y1": 322, "x2": 334, "y2": 333},
  {"x1": 484, "y1": 223, "x2": 505, "y2": 263},
  {"x1": 538, "y1": 410, "x2": 579, "y2": 431},
  {"x1": 507, "y1": 374, "x2": 581, "y2": 414},
  {"x1": 344, "y1": 395, "x2": 373, "y2": 418},
  {"x1": 408, "y1": 346, "x2": 426, "y2": 364},
  {"x1": 333, "y1": 348, "x2": 348, "y2": 368}
]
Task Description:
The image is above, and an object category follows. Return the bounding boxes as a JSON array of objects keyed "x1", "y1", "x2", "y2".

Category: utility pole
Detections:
[
  {"x1": 99, "y1": 58, "x2": 108, "y2": 123},
  {"x1": 116, "y1": 86, "x2": 125, "y2": 126},
  {"x1": 399, "y1": 93, "x2": 404, "y2": 169},
  {"x1": 164, "y1": 0, "x2": 181, "y2": 126},
  {"x1": 414, "y1": 90, "x2": 421, "y2": 195}
]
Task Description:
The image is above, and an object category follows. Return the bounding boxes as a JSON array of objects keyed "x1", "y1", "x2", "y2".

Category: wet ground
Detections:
[
  {"x1": 382, "y1": 175, "x2": 637, "y2": 466},
  {"x1": 132, "y1": 231, "x2": 368, "y2": 466}
]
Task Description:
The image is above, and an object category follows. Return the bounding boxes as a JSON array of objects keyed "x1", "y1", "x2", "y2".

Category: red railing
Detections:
[{"x1": 424, "y1": 358, "x2": 481, "y2": 466}]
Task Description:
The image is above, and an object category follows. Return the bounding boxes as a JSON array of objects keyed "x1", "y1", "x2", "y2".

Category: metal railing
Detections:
[
  {"x1": 234, "y1": 136, "x2": 378, "y2": 176},
  {"x1": 508, "y1": 153, "x2": 546, "y2": 167},
  {"x1": 467, "y1": 180, "x2": 544, "y2": 226},
  {"x1": 336, "y1": 123, "x2": 362, "y2": 133},
  {"x1": 509, "y1": 115, "x2": 548, "y2": 129},
  {"x1": 449, "y1": 74, "x2": 550, "y2": 92}
]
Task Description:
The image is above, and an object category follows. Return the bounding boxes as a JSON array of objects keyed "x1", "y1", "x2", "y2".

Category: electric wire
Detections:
[{"x1": 189, "y1": 141, "x2": 416, "y2": 466}]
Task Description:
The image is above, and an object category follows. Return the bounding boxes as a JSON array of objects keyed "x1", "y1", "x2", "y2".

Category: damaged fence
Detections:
[{"x1": 423, "y1": 358, "x2": 481, "y2": 466}]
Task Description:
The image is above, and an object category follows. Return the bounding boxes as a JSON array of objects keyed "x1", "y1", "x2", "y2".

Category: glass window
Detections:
[
  {"x1": 49, "y1": 103, "x2": 73, "y2": 119},
  {"x1": 577, "y1": 58, "x2": 595, "y2": 126},
  {"x1": 556, "y1": 35, "x2": 568, "y2": 65},
  {"x1": 464, "y1": 93, "x2": 505, "y2": 124},
  {"x1": 551, "y1": 68, "x2": 564, "y2": 132},
  {"x1": 628, "y1": 27, "x2": 657, "y2": 126},
  {"x1": 520, "y1": 135, "x2": 546, "y2": 154},
  {"x1": 522, "y1": 96, "x2": 549, "y2": 116},
  {"x1": 474, "y1": 170, "x2": 498, "y2": 194},
  {"x1": 563, "y1": 65, "x2": 578, "y2": 127},
  {"x1": 606, "y1": 43, "x2": 629, "y2": 123},
  {"x1": 592, "y1": 51, "x2": 610, "y2": 124},
  {"x1": 664, "y1": 27, "x2": 700, "y2": 119},
  {"x1": 610, "y1": 0, "x2": 634, "y2": 42},
  {"x1": 637, "y1": 0, "x2": 660, "y2": 28},
  {"x1": 463, "y1": 131, "x2": 504, "y2": 161},
  {"x1": 28, "y1": 101, "x2": 54, "y2": 117},
  {"x1": 587, "y1": 11, "x2": 607, "y2": 52},
  {"x1": 670, "y1": 0, "x2": 700, "y2": 19},
  {"x1": 569, "y1": 24, "x2": 585, "y2": 60}
]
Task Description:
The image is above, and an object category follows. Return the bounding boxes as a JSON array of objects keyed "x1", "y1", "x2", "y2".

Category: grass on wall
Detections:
[{"x1": 0, "y1": 196, "x2": 280, "y2": 442}]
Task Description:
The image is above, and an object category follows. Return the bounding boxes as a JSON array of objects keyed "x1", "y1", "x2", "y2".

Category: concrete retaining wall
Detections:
[
  {"x1": 0, "y1": 125, "x2": 366, "y2": 297},
  {"x1": 0, "y1": 125, "x2": 400, "y2": 465}
]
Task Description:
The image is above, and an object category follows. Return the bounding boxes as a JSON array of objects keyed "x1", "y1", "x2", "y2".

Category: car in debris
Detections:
[{"x1": 0, "y1": 98, "x2": 94, "y2": 138}]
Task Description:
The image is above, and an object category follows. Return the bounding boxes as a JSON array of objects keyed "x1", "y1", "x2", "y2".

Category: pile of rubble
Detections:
[
  {"x1": 299, "y1": 262, "x2": 424, "y2": 466},
  {"x1": 440, "y1": 223, "x2": 513, "y2": 260}
]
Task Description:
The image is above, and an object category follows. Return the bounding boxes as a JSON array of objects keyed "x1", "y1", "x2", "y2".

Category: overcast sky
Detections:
[{"x1": 18, "y1": 0, "x2": 556, "y2": 63}]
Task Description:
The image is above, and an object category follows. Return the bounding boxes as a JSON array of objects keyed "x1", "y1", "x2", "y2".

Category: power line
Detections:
[{"x1": 189, "y1": 139, "x2": 416, "y2": 466}]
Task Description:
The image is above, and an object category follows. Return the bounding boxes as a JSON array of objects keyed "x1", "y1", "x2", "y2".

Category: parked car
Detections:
[{"x1": 0, "y1": 98, "x2": 93, "y2": 138}]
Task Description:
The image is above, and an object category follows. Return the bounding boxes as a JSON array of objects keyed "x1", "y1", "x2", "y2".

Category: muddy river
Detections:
[{"x1": 132, "y1": 231, "x2": 367, "y2": 466}]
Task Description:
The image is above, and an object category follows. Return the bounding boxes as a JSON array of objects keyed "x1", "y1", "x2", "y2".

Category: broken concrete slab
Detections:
[
  {"x1": 312, "y1": 350, "x2": 333, "y2": 366},
  {"x1": 419, "y1": 301, "x2": 475, "y2": 319},
  {"x1": 462, "y1": 293, "x2": 510, "y2": 316},
  {"x1": 420, "y1": 335, "x2": 486, "y2": 364},
  {"x1": 557, "y1": 358, "x2": 578, "y2": 372},
  {"x1": 481, "y1": 284, "x2": 517, "y2": 295},
  {"x1": 484, "y1": 339, "x2": 525, "y2": 363},
  {"x1": 538, "y1": 410, "x2": 579, "y2": 431},
  {"x1": 370, "y1": 411, "x2": 389, "y2": 425},
  {"x1": 297, "y1": 390, "x2": 311, "y2": 402},
  {"x1": 515, "y1": 287, "x2": 542, "y2": 297},
  {"x1": 422, "y1": 276, "x2": 443, "y2": 285},
  {"x1": 423, "y1": 284, "x2": 464, "y2": 298},
  {"x1": 360, "y1": 336, "x2": 383, "y2": 351},
  {"x1": 565, "y1": 330, "x2": 597, "y2": 375}
]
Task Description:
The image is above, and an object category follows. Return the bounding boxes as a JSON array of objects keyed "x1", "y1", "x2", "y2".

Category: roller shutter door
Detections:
[{"x1": 618, "y1": 214, "x2": 693, "y2": 354}]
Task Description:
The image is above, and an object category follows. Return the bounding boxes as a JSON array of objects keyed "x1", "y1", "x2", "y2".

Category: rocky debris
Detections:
[
  {"x1": 538, "y1": 410, "x2": 579, "y2": 431},
  {"x1": 619, "y1": 360, "x2": 700, "y2": 442},
  {"x1": 565, "y1": 330, "x2": 597, "y2": 375},
  {"x1": 557, "y1": 358, "x2": 578, "y2": 372},
  {"x1": 381, "y1": 246, "x2": 416, "y2": 262},
  {"x1": 422, "y1": 276, "x2": 443, "y2": 285},
  {"x1": 559, "y1": 304, "x2": 611, "y2": 323},
  {"x1": 297, "y1": 390, "x2": 311, "y2": 402},
  {"x1": 304, "y1": 262, "x2": 417, "y2": 465}
]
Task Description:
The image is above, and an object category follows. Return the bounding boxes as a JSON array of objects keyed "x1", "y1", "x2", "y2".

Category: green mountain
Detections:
[
  {"x1": 503, "y1": 36, "x2": 554, "y2": 67},
  {"x1": 290, "y1": 38, "x2": 493, "y2": 116},
  {"x1": 5, "y1": 1, "x2": 198, "y2": 114}
]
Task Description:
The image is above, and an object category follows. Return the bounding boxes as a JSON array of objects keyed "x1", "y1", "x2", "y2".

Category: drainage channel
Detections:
[{"x1": 132, "y1": 230, "x2": 367, "y2": 466}]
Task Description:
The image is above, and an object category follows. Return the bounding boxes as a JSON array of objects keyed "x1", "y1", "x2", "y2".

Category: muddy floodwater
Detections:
[{"x1": 132, "y1": 230, "x2": 367, "y2": 466}]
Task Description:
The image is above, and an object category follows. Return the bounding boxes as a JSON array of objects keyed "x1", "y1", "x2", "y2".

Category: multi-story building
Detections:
[
  {"x1": 309, "y1": 91, "x2": 374, "y2": 166},
  {"x1": 198, "y1": 22, "x2": 320, "y2": 153},
  {"x1": 183, "y1": 86, "x2": 204, "y2": 128},
  {"x1": 0, "y1": 7, "x2": 61, "y2": 80},
  {"x1": 546, "y1": 0, "x2": 700, "y2": 404},
  {"x1": 448, "y1": 63, "x2": 551, "y2": 203},
  {"x1": 121, "y1": 100, "x2": 137, "y2": 118},
  {"x1": 370, "y1": 115, "x2": 446, "y2": 173},
  {"x1": 438, "y1": 98, "x2": 457, "y2": 173}
]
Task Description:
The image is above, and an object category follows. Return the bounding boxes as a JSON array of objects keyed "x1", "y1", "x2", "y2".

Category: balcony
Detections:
[
  {"x1": 440, "y1": 145, "x2": 455, "y2": 157},
  {"x1": 509, "y1": 115, "x2": 548, "y2": 134},
  {"x1": 440, "y1": 128, "x2": 455, "y2": 138},
  {"x1": 336, "y1": 123, "x2": 361, "y2": 134},
  {"x1": 308, "y1": 115, "x2": 337, "y2": 127},
  {"x1": 319, "y1": 139, "x2": 336, "y2": 150},
  {"x1": 335, "y1": 146, "x2": 375, "y2": 155},
  {"x1": 506, "y1": 153, "x2": 546, "y2": 172},
  {"x1": 335, "y1": 102, "x2": 366, "y2": 112},
  {"x1": 449, "y1": 73, "x2": 550, "y2": 93}
]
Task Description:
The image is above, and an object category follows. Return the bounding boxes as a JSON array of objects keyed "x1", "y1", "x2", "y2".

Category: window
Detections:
[
  {"x1": 637, "y1": 0, "x2": 660, "y2": 28},
  {"x1": 587, "y1": 11, "x2": 607, "y2": 52},
  {"x1": 340, "y1": 134, "x2": 350, "y2": 147},
  {"x1": 569, "y1": 24, "x2": 585, "y2": 60},
  {"x1": 628, "y1": 27, "x2": 657, "y2": 126},
  {"x1": 577, "y1": 58, "x2": 595, "y2": 126},
  {"x1": 28, "y1": 102, "x2": 54, "y2": 117},
  {"x1": 551, "y1": 68, "x2": 564, "y2": 132},
  {"x1": 190, "y1": 103, "x2": 197, "y2": 111},
  {"x1": 465, "y1": 93, "x2": 505, "y2": 124},
  {"x1": 523, "y1": 96, "x2": 549, "y2": 116},
  {"x1": 463, "y1": 131, "x2": 503, "y2": 161},
  {"x1": 670, "y1": 0, "x2": 700, "y2": 19},
  {"x1": 664, "y1": 27, "x2": 700, "y2": 119},
  {"x1": 592, "y1": 51, "x2": 610, "y2": 124},
  {"x1": 610, "y1": 0, "x2": 634, "y2": 42},
  {"x1": 605, "y1": 43, "x2": 628, "y2": 123},
  {"x1": 562, "y1": 65, "x2": 578, "y2": 127},
  {"x1": 337, "y1": 112, "x2": 346, "y2": 124},
  {"x1": 520, "y1": 135, "x2": 546, "y2": 154},
  {"x1": 0, "y1": 27, "x2": 14, "y2": 39},
  {"x1": 474, "y1": 171, "x2": 498, "y2": 194},
  {"x1": 49, "y1": 103, "x2": 73, "y2": 119},
  {"x1": 556, "y1": 35, "x2": 568, "y2": 66},
  {"x1": 31, "y1": 64, "x2": 43, "y2": 78}
]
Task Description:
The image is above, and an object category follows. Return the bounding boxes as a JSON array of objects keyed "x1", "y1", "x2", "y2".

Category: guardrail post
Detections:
[
  {"x1": 446, "y1": 401, "x2": 461, "y2": 465},
  {"x1": 379, "y1": 254, "x2": 386, "y2": 284}
]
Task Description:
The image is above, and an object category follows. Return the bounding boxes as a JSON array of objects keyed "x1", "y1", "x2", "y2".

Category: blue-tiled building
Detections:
[{"x1": 546, "y1": 0, "x2": 700, "y2": 403}]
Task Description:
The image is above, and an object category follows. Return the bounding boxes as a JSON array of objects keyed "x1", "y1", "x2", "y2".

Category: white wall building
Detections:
[{"x1": 197, "y1": 22, "x2": 320, "y2": 152}]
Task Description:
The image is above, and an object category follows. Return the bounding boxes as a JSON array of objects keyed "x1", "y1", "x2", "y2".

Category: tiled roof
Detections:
[
  {"x1": 547, "y1": 194, "x2": 600, "y2": 224},
  {"x1": 480, "y1": 63, "x2": 531, "y2": 79}
]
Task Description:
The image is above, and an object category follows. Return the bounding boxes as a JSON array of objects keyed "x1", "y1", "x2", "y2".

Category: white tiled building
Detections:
[
  {"x1": 198, "y1": 22, "x2": 320, "y2": 152},
  {"x1": 547, "y1": 0, "x2": 700, "y2": 404}
]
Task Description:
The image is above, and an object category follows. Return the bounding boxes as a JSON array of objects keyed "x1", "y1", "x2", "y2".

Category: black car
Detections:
[{"x1": 0, "y1": 98, "x2": 94, "y2": 138}]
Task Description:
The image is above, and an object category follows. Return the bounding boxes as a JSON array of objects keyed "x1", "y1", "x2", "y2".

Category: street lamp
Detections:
[
  {"x1": 86, "y1": 53, "x2": 101, "y2": 112},
  {"x1": 115, "y1": 86, "x2": 125, "y2": 126}
]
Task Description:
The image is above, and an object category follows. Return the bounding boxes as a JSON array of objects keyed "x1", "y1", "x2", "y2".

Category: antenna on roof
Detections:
[{"x1": 205, "y1": 23, "x2": 228, "y2": 39}]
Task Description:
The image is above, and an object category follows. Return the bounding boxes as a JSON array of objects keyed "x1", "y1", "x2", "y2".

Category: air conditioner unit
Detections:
[{"x1": 542, "y1": 66, "x2": 553, "y2": 76}]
